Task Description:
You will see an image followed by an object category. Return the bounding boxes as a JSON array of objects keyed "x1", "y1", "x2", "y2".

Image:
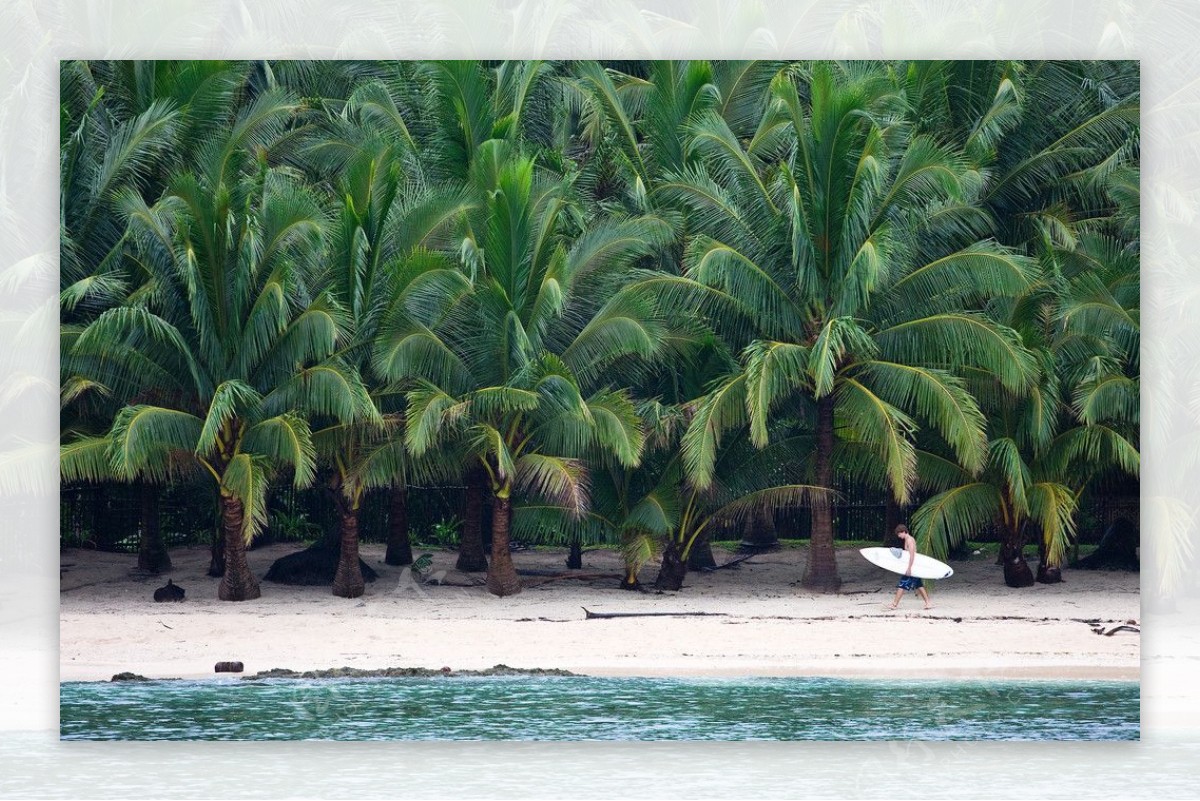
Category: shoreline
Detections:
[
  {"x1": 60, "y1": 543, "x2": 1140, "y2": 685},
  {"x1": 64, "y1": 664, "x2": 1140, "y2": 684}
]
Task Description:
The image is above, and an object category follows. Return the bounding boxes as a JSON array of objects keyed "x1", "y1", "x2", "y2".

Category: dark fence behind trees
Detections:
[
  {"x1": 61, "y1": 477, "x2": 1139, "y2": 554},
  {"x1": 60, "y1": 481, "x2": 476, "y2": 554}
]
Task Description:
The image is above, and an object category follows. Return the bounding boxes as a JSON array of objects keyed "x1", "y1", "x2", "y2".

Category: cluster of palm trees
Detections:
[{"x1": 60, "y1": 60, "x2": 1139, "y2": 600}]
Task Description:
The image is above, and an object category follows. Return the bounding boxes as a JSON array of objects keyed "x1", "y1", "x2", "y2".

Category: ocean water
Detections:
[{"x1": 58, "y1": 676, "x2": 1139, "y2": 741}]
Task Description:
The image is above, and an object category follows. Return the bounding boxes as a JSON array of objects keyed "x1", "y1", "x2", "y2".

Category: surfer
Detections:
[{"x1": 887, "y1": 524, "x2": 933, "y2": 610}]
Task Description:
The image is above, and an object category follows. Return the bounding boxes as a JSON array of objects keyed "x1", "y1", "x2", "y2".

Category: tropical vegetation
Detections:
[{"x1": 60, "y1": 59, "x2": 1139, "y2": 598}]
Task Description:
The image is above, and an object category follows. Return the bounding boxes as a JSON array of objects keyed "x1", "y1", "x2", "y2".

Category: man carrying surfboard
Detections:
[{"x1": 887, "y1": 524, "x2": 933, "y2": 610}]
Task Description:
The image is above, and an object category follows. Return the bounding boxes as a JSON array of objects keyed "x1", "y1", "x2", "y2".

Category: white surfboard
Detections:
[{"x1": 859, "y1": 547, "x2": 953, "y2": 580}]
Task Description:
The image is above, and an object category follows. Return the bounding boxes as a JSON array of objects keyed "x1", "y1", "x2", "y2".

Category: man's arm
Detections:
[{"x1": 905, "y1": 538, "x2": 916, "y2": 575}]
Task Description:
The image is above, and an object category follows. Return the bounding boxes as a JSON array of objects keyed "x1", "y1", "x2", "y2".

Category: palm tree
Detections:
[
  {"x1": 60, "y1": 61, "x2": 257, "y2": 571},
  {"x1": 61, "y1": 90, "x2": 374, "y2": 600},
  {"x1": 902, "y1": 60, "x2": 1140, "y2": 586},
  {"x1": 376, "y1": 141, "x2": 671, "y2": 596},
  {"x1": 516, "y1": 400, "x2": 826, "y2": 591},
  {"x1": 645, "y1": 62, "x2": 1035, "y2": 591}
]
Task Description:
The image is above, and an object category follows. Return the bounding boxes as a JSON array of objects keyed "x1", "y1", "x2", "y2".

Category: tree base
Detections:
[
  {"x1": 456, "y1": 552, "x2": 488, "y2": 572},
  {"x1": 800, "y1": 573, "x2": 842, "y2": 593},
  {"x1": 207, "y1": 537, "x2": 225, "y2": 577},
  {"x1": 1036, "y1": 564, "x2": 1063, "y2": 584},
  {"x1": 486, "y1": 567, "x2": 522, "y2": 597},
  {"x1": 332, "y1": 562, "x2": 366, "y2": 598},
  {"x1": 1072, "y1": 518, "x2": 1139, "y2": 571},
  {"x1": 384, "y1": 546, "x2": 413, "y2": 567},
  {"x1": 619, "y1": 574, "x2": 641, "y2": 591},
  {"x1": 687, "y1": 543, "x2": 717, "y2": 571},
  {"x1": 566, "y1": 542, "x2": 583, "y2": 570},
  {"x1": 138, "y1": 549, "x2": 172, "y2": 575},
  {"x1": 218, "y1": 572, "x2": 261, "y2": 601},
  {"x1": 1003, "y1": 556, "x2": 1035, "y2": 588},
  {"x1": 654, "y1": 546, "x2": 688, "y2": 591}
]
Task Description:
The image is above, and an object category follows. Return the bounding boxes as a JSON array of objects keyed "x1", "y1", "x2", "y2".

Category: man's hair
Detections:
[{"x1": 894, "y1": 524, "x2": 910, "y2": 536}]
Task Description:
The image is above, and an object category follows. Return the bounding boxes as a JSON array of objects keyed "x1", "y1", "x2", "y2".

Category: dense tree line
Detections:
[{"x1": 59, "y1": 60, "x2": 1139, "y2": 598}]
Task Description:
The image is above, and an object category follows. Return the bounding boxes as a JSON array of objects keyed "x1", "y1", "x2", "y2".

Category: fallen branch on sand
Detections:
[
  {"x1": 1095, "y1": 624, "x2": 1140, "y2": 636},
  {"x1": 583, "y1": 607, "x2": 731, "y2": 620},
  {"x1": 698, "y1": 553, "x2": 757, "y2": 572}
]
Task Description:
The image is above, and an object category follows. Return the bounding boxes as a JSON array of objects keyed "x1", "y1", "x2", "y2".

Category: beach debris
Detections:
[
  {"x1": 582, "y1": 607, "x2": 730, "y2": 620},
  {"x1": 110, "y1": 672, "x2": 151, "y2": 682},
  {"x1": 1094, "y1": 624, "x2": 1140, "y2": 636},
  {"x1": 215, "y1": 661, "x2": 245, "y2": 673},
  {"x1": 152, "y1": 579, "x2": 185, "y2": 602},
  {"x1": 698, "y1": 553, "x2": 758, "y2": 572}
]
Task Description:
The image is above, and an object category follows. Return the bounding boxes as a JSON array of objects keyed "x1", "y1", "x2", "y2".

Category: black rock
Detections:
[
  {"x1": 152, "y1": 579, "x2": 185, "y2": 602},
  {"x1": 263, "y1": 540, "x2": 378, "y2": 586}
]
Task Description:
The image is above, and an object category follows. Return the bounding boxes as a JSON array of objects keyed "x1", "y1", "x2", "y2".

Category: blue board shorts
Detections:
[{"x1": 897, "y1": 575, "x2": 923, "y2": 591}]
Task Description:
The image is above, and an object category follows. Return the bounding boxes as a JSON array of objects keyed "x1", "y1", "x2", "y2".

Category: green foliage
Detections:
[{"x1": 59, "y1": 59, "x2": 1139, "y2": 590}]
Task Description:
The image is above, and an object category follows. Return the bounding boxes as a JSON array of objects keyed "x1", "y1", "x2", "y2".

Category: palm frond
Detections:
[{"x1": 911, "y1": 483, "x2": 1004, "y2": 559}]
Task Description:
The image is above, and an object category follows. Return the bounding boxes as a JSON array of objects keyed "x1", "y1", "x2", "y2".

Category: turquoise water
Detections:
[{"x1": 59, "y1": 676, "x2": 1138, "y2": 741}]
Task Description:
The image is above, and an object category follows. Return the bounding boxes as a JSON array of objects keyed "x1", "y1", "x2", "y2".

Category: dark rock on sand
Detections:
[
  {"x1": 242, "y1": 664, "x2": 577, "y2": 680},
  {"x1": 263, "y1": 540, "x2": 378, "y2": 586},
  {"x1": 152, "y1": 579, "x2": 185, "y2": 602}
]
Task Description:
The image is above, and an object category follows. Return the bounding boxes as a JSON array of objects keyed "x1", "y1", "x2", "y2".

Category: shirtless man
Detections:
[{"x1": 887, "y1": 524, "x2": 933, "y2": 610}]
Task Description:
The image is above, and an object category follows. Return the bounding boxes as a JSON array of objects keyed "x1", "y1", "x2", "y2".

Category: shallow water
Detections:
[{"x1": 58, "y1": 676, "x2": 1138, "y2": 741}]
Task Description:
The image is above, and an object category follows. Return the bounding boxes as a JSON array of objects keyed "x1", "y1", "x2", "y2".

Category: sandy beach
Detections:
[{"x1": 59, "y1": 543, "x2": 1139, "y2": 682}]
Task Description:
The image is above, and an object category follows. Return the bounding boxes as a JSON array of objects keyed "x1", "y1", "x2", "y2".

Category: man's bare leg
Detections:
[
  {"x1": 917, "y1": 587, "x2": 933, "y2": 609},
  {"x1": 887, "y1": 588, "x2": 904, "y2": 609}
]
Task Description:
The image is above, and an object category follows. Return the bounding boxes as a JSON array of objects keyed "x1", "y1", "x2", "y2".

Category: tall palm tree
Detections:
[
  {"x1": 61, "y1": 90, "x2": 374, "y2": 600},
  {"x1": 60, "y1": 61, "x2": 259, "y2": 570},
  {"x1": 902, "y1": 60, "x2": 1140, "y2": 586},
  {"x1": 376, "y1": 141, "x2": 671, "y2": 596},
  {"x1": 645, "y1": 62, "x2": 1035, "y2": 591}
]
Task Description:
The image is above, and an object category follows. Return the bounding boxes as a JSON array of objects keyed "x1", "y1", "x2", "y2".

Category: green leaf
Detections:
[
  {"x1": 242, "y1": 413, "x2": 316, "y2": 488},
  {"x1": 108, "y1": 405, "x2": 204, "y2": 482}
]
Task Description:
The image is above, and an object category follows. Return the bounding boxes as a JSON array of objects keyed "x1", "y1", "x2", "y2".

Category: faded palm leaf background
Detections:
[{"x1": 2, "y1": 0, "x2": 1199, "y2": 795}]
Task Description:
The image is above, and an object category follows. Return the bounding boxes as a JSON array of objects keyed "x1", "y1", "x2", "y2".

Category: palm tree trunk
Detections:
[
  {"x1": 740, "y1": 508, "x2": 780, "y2": 552},
  {"x1": 803, "y1": 394, "x2": 841, "y2": 592},
  {"x1": 457, "y1": 472, "x2": 488, "y2": 572},
  {"x1": 1002, "y1": 519, "x2": 1035, "y2": 588},
  {"x1": 217, "y1": 493, "x2": 260, "y2": 601},
  {"x1": 384, "y1": 487, "x2": 413, "y2": 566},
  {"x1": 687, "y1": 533, "x2": 717, "y2": 570},
  {"x1": 619, "y1": 563, "x2": 641, "y2": 591},
  {"x1": 486, "y1": 492, "x2": 522, "y2": 596},
  {"x1": 332, "y1": 499, "x2": 365, "y2": 598},
  {"x1": 137, "y1": 482, "x2": 171, "y2": 574},
  {"x1": 566, "y1": 539, "x2": 583, "y2": 570},
  {"x1": 654, "y1": 536, "x2": 688, "y2": 591},
  {"x1": 1036, "y1": 533, "x2": 1062, "y2": 584}
]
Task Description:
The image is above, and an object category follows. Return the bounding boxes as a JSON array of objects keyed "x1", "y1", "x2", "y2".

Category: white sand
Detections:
[{"x1": 59, "y1": 543, "x2": 1139, "y2": 682}]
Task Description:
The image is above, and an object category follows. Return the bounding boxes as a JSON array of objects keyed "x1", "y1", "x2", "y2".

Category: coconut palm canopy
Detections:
[{"x1": 60, "y1": 59, "x2": 1139, "y2": 598}]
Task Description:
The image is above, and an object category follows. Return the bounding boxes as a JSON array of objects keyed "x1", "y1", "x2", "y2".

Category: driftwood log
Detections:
[{"x1": 582, "y1": 607, "x2": 731, "y2": 620}]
